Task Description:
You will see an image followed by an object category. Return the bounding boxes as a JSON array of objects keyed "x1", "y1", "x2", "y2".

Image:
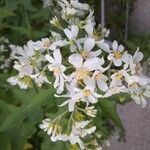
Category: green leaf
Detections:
[
  {"x1": 99, "y1": 100, "x2": 125, "y2": 131},
  {"x1": 0, "y1": 8, "x2": 15, "y2": 19},
  {"x1": 8, "y1": 26, "x2": 29, "y2": 35}
]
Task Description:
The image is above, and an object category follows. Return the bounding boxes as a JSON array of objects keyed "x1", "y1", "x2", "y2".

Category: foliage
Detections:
[
  {"x1": 0, "y1": 0, "x2": 150, "y2": 150},
  {"x1": 0, "y1": 0, "x2": 52, "y2": 44}
]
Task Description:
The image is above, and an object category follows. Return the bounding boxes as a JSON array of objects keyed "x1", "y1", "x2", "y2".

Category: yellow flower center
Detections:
[
  {"x1": 113, "y1": 51, "x2": 122, "y2": 59},
  {"x1": 43, "y1": 41, "x2": 50, "y2": 49},
  {"x1": 83, "y1": 89, "x2": 91, "y2": 97},
  {"x1": 80, "y1": 50, "x2": 89, "y2": 59},
  {"x1": 53, "y1": 67, "x2": 61, "y2": 76},
  {"x1": 115, "y1": 73, "x2": 123, "y2": 80},
  {"x1": 140, "y1": 91, "x2": 145, "y2": 97},
  {"x1": 30, "y1": 59, "x2": 36, "y2": 68},
  {"x1": 93, "y1": 31, "x2": 101, "y2": 41},
  {"x1": 21, "y1": 76, "x2": 32, "y2": 86},
  {"x1": 129, "y1": 82, "x2": 138, "y2": 88},
  {"x1": 75, "y1": 67, "x2": 89, "y2": 80},
  {"x1": 95, "y1": 72, "x2": 103, "y2": 80}
]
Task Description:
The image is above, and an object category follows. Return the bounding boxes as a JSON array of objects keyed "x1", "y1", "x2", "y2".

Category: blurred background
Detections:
[{"x1": 0, "y1": 0, "x2": 150, "y2": 149}]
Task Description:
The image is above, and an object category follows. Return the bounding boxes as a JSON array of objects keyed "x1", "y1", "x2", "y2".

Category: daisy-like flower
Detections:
[
  {"x1": 45, "y1": 49, "x2": 67, "y2": 93},
  {"x1": 68, "y1": 54, "x2": 103, "y2": 87},
  {"x1": 59, "y1": 78, "x2": 102, "y2": 112},
  {"x1": 104, "y1": 40, "x2": 127, "y2": 66},
  {"x1": 110, "y1": 65, "x2": 130, "y2": 87},
  {"x1": 68, "y1": 79, "x2": 102, "y2": 111},
  {"x1": 64, "y1": 25, "x2": 79, "y2": 52},
  {"x1": 78, "y1": 38, "x2": 101, "y2": 59}
]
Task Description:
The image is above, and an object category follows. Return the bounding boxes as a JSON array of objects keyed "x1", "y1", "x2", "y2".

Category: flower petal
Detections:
[
  {"x1": 68, "y1": 54, "x2": 83, "y2": 69},
  {"x1": 84, "y1": 38, "x2": 95, "y2": 51}
]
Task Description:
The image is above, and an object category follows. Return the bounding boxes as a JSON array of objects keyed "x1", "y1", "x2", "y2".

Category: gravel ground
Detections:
[{"x1": 106, "y1": 101, "x2": 150, "y2": 150}]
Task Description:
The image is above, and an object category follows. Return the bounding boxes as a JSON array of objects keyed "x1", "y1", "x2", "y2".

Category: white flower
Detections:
[
  {"x1": 129, "y1": 48, "x2": 143, "y2": 75},
  {"x1": 104, "y1": 85, "x2": 128, "y2": 98},
  {"x1": 7, "y1": 76, "x2": 32, "y2": 89},
  {"x1": 96, "y1": 39, "x2": 110, "y2": 52},
  {"x1": 45, "y1": 49, "x2": 67, "y2": 93},
  {"x1": 59, "y1": 78, "x2": 102, "y2": 112},
  {"x1": 64, "y1": 25, "x2": 79, "y2": 52},
  {"x1": 126, "y1": 75, "x2": 150, "y2": 87},
  {"x1": 93, "y1": 70, "x2": 108, "y2": 92},
  {"x1": 105, "y1": 40, "x2": 127, "y2": 66},
  {"x1": 70, "y1": 0, "x2": 89, "y2": 11},
  {"x1": 30, "y1": 73, "x2": 51, "y2": 87},
  {"x1": 68, "y1": 120, "x2": 96, "y2": 150},
  {"x1": 68, "y1": 54, "x2": 103, "y2": 87},
  {"x1": 78, "y1": 38, "x2": 101, "y2": 59},
  {"x1": 110, "y1": 65, "x2": 130, "y2": 87},
  {"x1": 129, "y1": 83, "x2": 150, "y2": 108}
]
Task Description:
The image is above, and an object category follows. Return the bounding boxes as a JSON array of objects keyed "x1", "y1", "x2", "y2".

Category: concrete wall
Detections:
[{"x1": 131, "y1": 0, "x2": 150, "y2": 35}]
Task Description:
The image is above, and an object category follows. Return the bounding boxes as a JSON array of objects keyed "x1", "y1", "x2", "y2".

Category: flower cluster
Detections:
[
  {"x1": 7, "y1": 0, "x2": 150, "y2": 149},
  {"x1": 0, "y1": 37, "x2": 18, "y2": 72}
]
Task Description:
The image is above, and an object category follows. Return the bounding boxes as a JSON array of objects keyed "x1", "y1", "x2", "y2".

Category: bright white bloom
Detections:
[
  {"x1": 93, "y1": 70, "x2": 108, "y2": 92},
  {"x1": 59, "y1": 78, "x2": 102, "y2": 112},
  {"x1": 129, "y1": 48, "x2": 143, "y2": 75},
  {"x1": 77, "y1": 38, "x2": 101, "y2": 59},
  {"x1": 110, "y1": 65, "x2": 130, "y2": 87},
  {"x1": 104, "y1": 85, "x2": 128, "y2": 98},
  {"x1": 31, "y1": 73, "x2": 51, "y2": 87},
  {"x1": 59, "y1": 0, "x2": 89, "y2": 20},
  {"x1": 7, "y1": 76, "x2": 32, "y2": 89},
  {"x1": 45, "y1": 49, "x2": 67, "y2": 93},
  {"x1": 129, "y1": 83, "x2": 150, "y2": 108},
  {"x1": 64, "y1": 25, "x2": 79, "y2": 52},
  {"x1": 68, "y1": 120, "x2": 96, "y2": 150},
  {"x1": 68, "y1": 54, "x2": 103, "y2": 87},
  {"x1": 104, "y1": 40, "x2": 128, "y2": 66},
  {"x1": 39, "y1": 118, "x2": 63, "y2": 142}
]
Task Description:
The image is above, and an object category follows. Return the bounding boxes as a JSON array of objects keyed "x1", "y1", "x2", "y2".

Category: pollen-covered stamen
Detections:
[
  {"x1": 93, "y1": 30, "x2": 101, "y2": 41},
  {"x1": 21, "y1": 76, "x2": 33, "y2": 86},
  {"x1": 95, "y1": 72, "x2": 103, "y2": 80},
  {"x1": 83, "y1": 89, "x2": 91, "y2": 97},
  {"x1": 80, "y1": 50, "x2": 89, "y2": 59},
  {"x1": 43, "y1": 40, "x2": 51, "y2": 49},
  {"x1": 113, "y1": 51, "x2": 122, "y2": 59},
  {"x1": 139, "y1": 91, "x2": 145, "y2": 97},
  {"x1": 29, "y1": 59, "x2": 36, "y2": 69},
  {"x1": 53, "y1": 66, "x2": 61, "y2": 76},
  {"x1": 75, "y1": 67, "x2": 89, "y2": 80},
  {"x1": 129, "y1": 82, "x2": 138, "y2": 88},
  {"x1": 115, "y1": 73, "x2": 123, "y2": 80}
]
